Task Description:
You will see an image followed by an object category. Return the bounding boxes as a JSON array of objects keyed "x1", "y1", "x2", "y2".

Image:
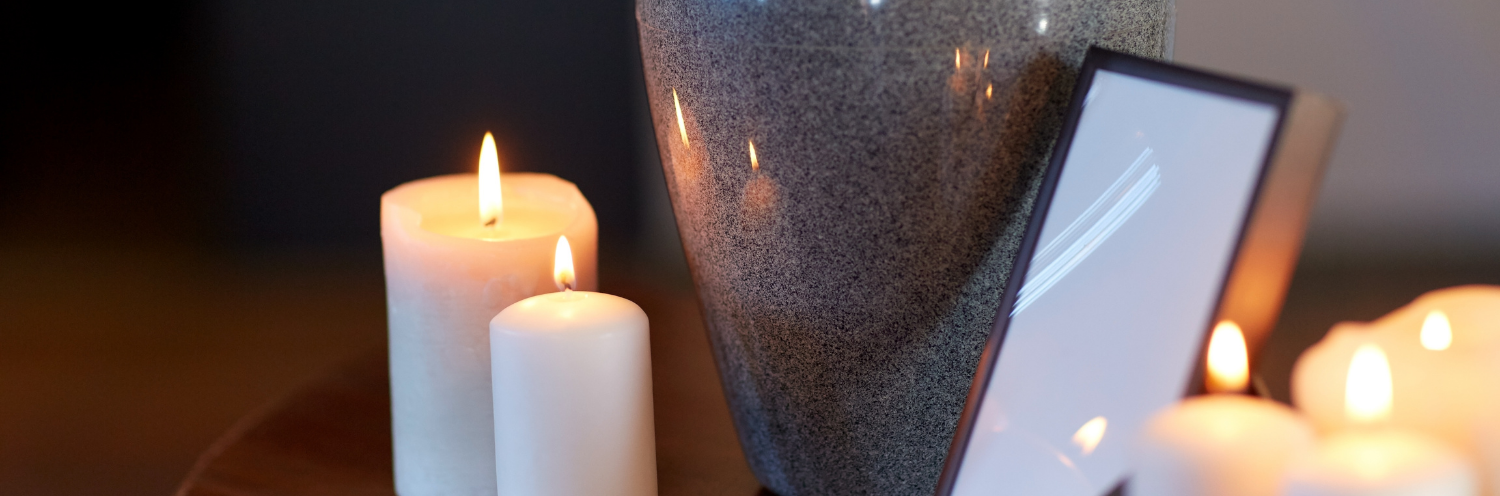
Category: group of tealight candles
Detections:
[
  {"x1": 381, "y1": 133, "x2": 657, "y2": 496},
  {"x1": 1135, "y1": 286, "x2": 1500, "y2": 496}
]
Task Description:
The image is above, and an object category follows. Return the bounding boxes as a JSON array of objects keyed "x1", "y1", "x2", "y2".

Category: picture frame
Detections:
[{"x1": 935, "y1": 46, "x2": 1342, "y2": 496}]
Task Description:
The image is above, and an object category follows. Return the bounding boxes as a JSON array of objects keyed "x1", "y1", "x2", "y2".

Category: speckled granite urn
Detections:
[{"x1": 637, "y1": 0, "x2": 1172, "y2": 493}]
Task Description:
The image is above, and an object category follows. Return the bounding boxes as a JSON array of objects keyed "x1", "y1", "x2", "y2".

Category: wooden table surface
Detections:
[
  {"x1": 174, "y1": 260, "x2": 1500, "y2": 496},
  {"x1": 174, "y1": 282, "x2": 765, "y2": 496}
]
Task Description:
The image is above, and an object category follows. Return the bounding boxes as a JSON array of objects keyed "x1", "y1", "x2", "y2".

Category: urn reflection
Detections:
[{"x1": 637, "y1": 0, "x2": 1172, "y2": 493}]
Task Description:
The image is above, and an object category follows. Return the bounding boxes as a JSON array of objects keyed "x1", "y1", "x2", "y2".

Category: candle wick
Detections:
[{"x1": 483, "y1": 216, "x2": 498, "y2": 229}]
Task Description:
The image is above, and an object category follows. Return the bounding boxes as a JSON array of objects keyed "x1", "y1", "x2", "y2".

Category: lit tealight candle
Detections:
[
  {"x1": 1132, "y1": 321, "x2": 1318, "y2": 496},
  {"x1": 1293, "y1": 286, "x2": 1500, "y2": 494},
  {"x1": 382, "y1": 132, "x2": 598, "y2": 496},
  {"x1": 490, "y1": 236, "x2": 657, "y2": 496},
  {"x1": 1282, "y1": 343, "x2": 1478, "y2": 496}
]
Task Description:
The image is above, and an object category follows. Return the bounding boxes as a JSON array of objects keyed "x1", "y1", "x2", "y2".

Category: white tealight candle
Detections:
[
  {"x1": 1282, "y1": 344, "x2": 1478, "y2": 496},
  {"x1": 1134, "y1": 395, "x2": 1316, "y2": 496},
  {"x1": 489, "y1": 236, "x2": 657, "y2": 496},
  {"x1": 1293, "y1": 286, "x2": 1500, "y2": 494},
  {"x1": 1282, "y1": 429, "x2": 1476, "y2": 496},
  {"x1": 1132, "y1": 321, "x2": 1318, "y2": 496},
  {"x1": 382, "y1": 133, "x2": 598, "y2": 496}
]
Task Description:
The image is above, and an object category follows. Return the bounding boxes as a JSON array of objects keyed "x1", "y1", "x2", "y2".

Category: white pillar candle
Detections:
[
  {"x1": 1131, "y1": 321, "x2": 1317, "y2": 496},
  {"x1": 382, "y1": 133, "x2": 598, "y2": 496},
  {"x1": 1282, "y1": 344, "x2": 1477, "y2": 496},
  {"x1": 1293, "y1": 286, "x2": 1500, "y2": 494},
  {"x1": 490, "y1": 236, "x2": 656, "y2": 496}
]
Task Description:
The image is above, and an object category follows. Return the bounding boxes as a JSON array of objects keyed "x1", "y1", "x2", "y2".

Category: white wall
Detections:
[{"x1": 1175, "y1": 0, "x2": 1500, "y2": 258}]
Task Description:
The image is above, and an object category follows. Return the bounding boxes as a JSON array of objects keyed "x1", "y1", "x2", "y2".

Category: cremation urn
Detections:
[{"x1": 636, "y1": 0, "x2": 1172, "y2": 493}]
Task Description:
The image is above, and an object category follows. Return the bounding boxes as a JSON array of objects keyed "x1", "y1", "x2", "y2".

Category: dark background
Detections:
[
  {"x1": 2, "y1": 1, "x2": 677, "y2": 494},
  {"x1": 2, "y1": 0, "x2": 649, "y2": 249},
  {"x1": 3, "y1": 0, "x2": 1497, "y2": 495}
]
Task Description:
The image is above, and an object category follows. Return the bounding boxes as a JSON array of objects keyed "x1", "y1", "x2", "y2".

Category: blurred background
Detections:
[{"x1": 2, "y1": 0, "x2": 1496, "y2": 494}]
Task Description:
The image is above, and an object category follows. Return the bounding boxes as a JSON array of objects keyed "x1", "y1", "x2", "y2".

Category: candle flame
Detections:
[
  {"x1": 553, "y1": 236, "x2": 576, "y2": 292},
  {"x1": 479, "y1": 132, "x2": 503, "y2": 228},
  {"x1": 1421, "y1": 310, "x2": 1452, "y2": 351},
  {"x1": 749, "y1": 139, "x2": 759, "y2": 171},
  {"x1": 954, "y1": 48, "x2": 961, "y2": 69},
  {"x1": 1345, "y1": 343, "x2": 1393, "y2": 424},
  {"x1": 1071, "y1": 416, "x2": 1107, "y2": 455},
  {"x1": 1206, "y1": 320, "x2": 1249, "y2": 394},
  {"x1": 986, "y1": 84, "x2": 993, "y2": 100},
  {"x1": 673, "y1": 88, "x2": 689, "y2": 147},
  {"x1": 983, "y1": 49, "x2": 990, "y2": 68}
]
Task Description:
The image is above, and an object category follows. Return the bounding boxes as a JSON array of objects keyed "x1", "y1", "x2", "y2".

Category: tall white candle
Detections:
[
  {"x1": 1131, "y1": 321, "x2": 1317, "y2": 496},
  {"x1": 1283, "y1": 343, "x2": 1477, "y2": 496},
  {"x1": 490, "y1": 236, "x2": 656, "y2": 496},
  {"x1": 382, "y1": 133, "x2": 598, "y2": 496}
]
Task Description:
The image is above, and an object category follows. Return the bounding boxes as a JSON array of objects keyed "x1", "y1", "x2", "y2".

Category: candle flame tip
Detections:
[
  {"x1": 1205, "y1": 320, "x2": 1249, "y2": 394},
  {"x1": 1421, "y1": 309, "x2": 1452, "y2": 350},
  {"x1": 1345, "y1": 343, "x2": 1393, "y2": 424},
  {"x1": 479, "y1": 132, "x2": 503, "y2": 228},
  {"x1": 553, "y1": 236, "x2": 576, "y2": 292}
]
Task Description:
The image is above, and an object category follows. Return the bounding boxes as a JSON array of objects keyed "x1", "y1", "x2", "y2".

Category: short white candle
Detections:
[
  {"x1": 1282, "y1": 343, "x2": 1478, "y2": 496},
  {"x1": 1282, "y1": 429, "x2": 1476, "y2": 496},
  {"x1": 490, "y1": 236, "x2": 657, "y2": 496},
  {"x1": 382, "y1": 133, "x2": 598, "y2": 496},
  {"x1": 1293, "y1": 286, "x2": 1500, "y2": 494},
  {"x1": 1132, "y1": 321, "x2": 1317, "y2": 496}
]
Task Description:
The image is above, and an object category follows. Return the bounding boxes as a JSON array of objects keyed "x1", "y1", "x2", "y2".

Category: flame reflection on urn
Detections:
[
  {"x1": 748, "y1": 139, "x2": 760, "y2": 171},
  {"x1": 664, "y1": 88, "x2": 705, "y2": 187},
  {"x1": 740, "y1": 157, "x2": 778, "y2": 232},
  {"x1": 672, "y1": 88, "x2": 690, "y2": 147}
]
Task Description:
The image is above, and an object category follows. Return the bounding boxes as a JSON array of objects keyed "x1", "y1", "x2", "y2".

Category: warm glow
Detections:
[
  {"x1": 479, "y1": 132, "x2": 503, "y2": 228},
  {"x1": 1420, "y1": 310, "x2": 1452, "y2": 350},
  {"x1": 748, "y1": 139, "x2": 760, "y2": 171},
  {"x1": 1345, "y1": 343, "x2": 1393, "y2": 424},
  {"x1": 955, "y1": 48, "x2": 961, "y2": 69},
  {"x1": 983, "y1": 49, "x2": 989, "y2": 68},
  {"x1": 986, "y1": 84, "x2": 993, "y2": 99},
  {"x1": 553, "y1": 236, "x2": 576, "y2": 292},
  {"x1": 1072, "y1": 416, "x2": 1107, "y2": 455},
  {"x1": 1206, "y1": 320, "x2": 1249, "y2": 393},
  {"x1": 673, "y1": 88, "x2": 689, "y2": 147}
]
